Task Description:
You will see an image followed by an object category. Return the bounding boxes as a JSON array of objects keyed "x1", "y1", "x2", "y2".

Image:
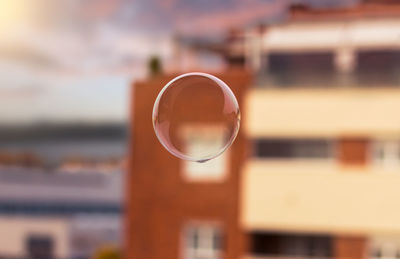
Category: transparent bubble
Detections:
[{"x1": 152, "y1": 72, "x2": 240, "y2": 163}]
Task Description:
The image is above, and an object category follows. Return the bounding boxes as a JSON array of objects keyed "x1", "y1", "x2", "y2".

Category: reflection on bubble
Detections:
[{"x1": 152, "y1": 72, "x2": 240, "y2": 162}]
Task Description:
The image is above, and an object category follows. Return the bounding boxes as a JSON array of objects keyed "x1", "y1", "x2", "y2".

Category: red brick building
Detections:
[
  {"x1": 127, "y1": 2, "x2": 400, "y2": 259},
  {"x1": 127, "y1": 71, "x2": 251, "y2": 259}
]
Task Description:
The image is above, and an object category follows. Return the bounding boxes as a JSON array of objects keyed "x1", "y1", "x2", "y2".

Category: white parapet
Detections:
[
  {"x1": 245, "y1": 88, "x2": 400, "y2": 138},
  {"x1": 242, "y1": 160, "x2": 400, "y2": 235}
]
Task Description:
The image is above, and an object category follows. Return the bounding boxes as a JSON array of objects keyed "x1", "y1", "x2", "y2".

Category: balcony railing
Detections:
[{"x1": 254, "y1": 71, "x2": 400, "y2": 88}]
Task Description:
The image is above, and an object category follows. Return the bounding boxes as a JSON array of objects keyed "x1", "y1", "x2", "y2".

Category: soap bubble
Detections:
[{"x1": 152, "y1": 72, "x2": 240, "y2": 163}]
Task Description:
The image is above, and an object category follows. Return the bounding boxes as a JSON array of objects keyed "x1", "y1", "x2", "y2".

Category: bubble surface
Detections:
[{"x1": 152, "y1": 72, "x2": 240, "y2": 162}]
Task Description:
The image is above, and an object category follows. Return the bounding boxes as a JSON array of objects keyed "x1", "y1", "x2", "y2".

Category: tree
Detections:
[{"x1": 148, "y1": 55, "x2": 163, "y2": 77}]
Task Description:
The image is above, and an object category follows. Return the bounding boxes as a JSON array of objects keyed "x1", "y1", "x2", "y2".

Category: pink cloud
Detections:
[{"x1": 174, "y1": 1, "x2": 285, "y2": 35}]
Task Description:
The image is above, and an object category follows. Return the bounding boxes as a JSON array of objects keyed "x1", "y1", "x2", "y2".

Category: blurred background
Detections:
[{"x1": 2, "y1": 0, "x2": 400, "y2": 259}]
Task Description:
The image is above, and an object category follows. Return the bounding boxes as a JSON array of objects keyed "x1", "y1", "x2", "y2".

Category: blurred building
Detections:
[
  {"x1": 128, "y1": 1, "x2": 400, "y2": 259},
  {"x1": 128, "y1": 71, "x2": 250, "y2": 259},
  {"x1": 0, "y1": 168, "x2": 122, "y2": 259}
]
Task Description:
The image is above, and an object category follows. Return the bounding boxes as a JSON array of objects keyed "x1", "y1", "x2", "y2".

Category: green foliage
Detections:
[{"x1": 148, "y1": 55, "x2": 163, "y2": 76}]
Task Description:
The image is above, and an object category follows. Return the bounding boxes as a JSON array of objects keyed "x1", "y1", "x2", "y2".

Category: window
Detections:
[
  {"x1": 251, "y1": 232, "x2": 333, "y2": 258},
  {"x1": 182, "y1": 125, "x2": 228, "y2": 181},
  {"x1": 253, "y1": 139, "x2": 334, "y2": 160},
  {"x1": 265, "y1": 52, "x2": 335, "y2": 87},
  {"x1": 371, "y1": 140, "x2": 400, "y2": 169},
  {"x1": 356, "y1": 50, "x2": 400, "y2": 86},
  {"x1": 183, "y1": 223, "x2": 223, "y2": 259},
  {"x1": 26, "y1": 234, "x2": 54, "y2": 259}
]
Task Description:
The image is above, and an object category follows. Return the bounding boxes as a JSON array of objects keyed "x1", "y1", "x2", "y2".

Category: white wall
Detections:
[
  {"x1": 245, "y1": 88, "x2": 400, "y2": 138},
  {"x1": 259, "y1": 18, "x2": 400, "y2": 52},
  {"x1": 242, "y1": 160, "x2": 400, "y2": 235}
]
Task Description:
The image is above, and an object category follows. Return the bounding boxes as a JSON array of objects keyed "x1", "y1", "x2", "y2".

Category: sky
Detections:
[
  {"x1": 0, "y1": 69, "x2": 130, "y2": 125},
  {"x1": 0, "y1": 0, "x2": 360, "y2": 125}
]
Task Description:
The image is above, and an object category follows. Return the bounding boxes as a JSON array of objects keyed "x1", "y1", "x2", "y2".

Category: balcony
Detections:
[
  {"x1": 255, "y1": 72, "x2": 400, "y2": 89},
  {"x1": 245, "y1": 88, "x2": 400, "y2": 138},
  {"x1": 241, "y1": 160, "x2": 400, "y2": 234}
]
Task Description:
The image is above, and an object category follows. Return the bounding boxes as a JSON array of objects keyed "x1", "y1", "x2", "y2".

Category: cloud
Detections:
[{"x1": 174, "y1": 1, "x2": 286, "y2": 35}]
